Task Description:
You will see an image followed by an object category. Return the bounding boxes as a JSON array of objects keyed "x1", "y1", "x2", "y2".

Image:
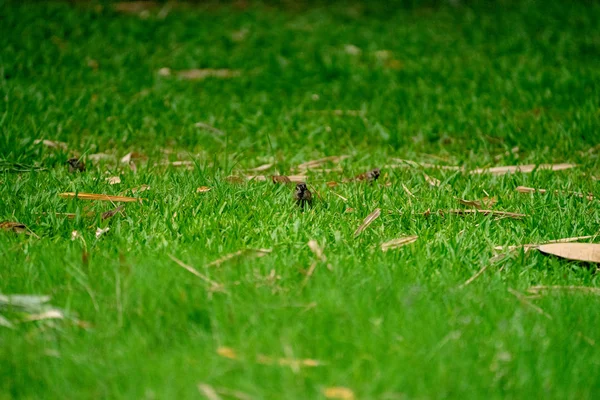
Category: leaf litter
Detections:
[
  {"x1": 0, "y1": 221, "x2": 38, "y2": 237},
  {"x1": 516, "y1": 186, "x2": 593, "y2": 200},
  {"x1": 537, "y1": 243, "x2": 600, "y2": 264},
  {"x1": 354, "y1": 208, "x2": 381, "y2": 237},
  {"x1": 59, "y1": 192, "x2": 143, "y2": 203},
  {"x1": 470, "y1": 163, "x2": 576, "y2": 175},
  {"x1": 381, "y1": 235, "x2": 418, "y2": 251}
]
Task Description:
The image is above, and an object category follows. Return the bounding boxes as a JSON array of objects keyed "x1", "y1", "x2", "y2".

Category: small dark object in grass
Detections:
[
  {"x1": 356, "y1": 167, "x2": 380, "y2": 182},
  {"x1": 294, "y1": 182, "x2": 312, "y2": 209},
  {"x1": 67, "y1": 158, "x2": 85, "y2": 173}
]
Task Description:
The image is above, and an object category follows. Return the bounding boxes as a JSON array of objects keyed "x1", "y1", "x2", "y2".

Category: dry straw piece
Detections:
[
  {"x1": 59, "y1": 192, "x2": 143, "y2": 203},
  {"x1": 381, "y1": 235, "x2": 418, "y2": 251},
  {"x1": 354, "y1": 208, "x2": 381, "y2": 237},
  {"x1": 323, "y1": 387, "x2": 355, "y2": 400},
  {"x1": 470, "y1": 163, "x2": 576, "y2": 175}
]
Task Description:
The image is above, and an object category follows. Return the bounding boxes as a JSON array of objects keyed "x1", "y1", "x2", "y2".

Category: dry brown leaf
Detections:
[
  {"x1": 34, "y1": 139, "x2": 67, "y2": 150},
  {"x1": 129, "y1": 185, "x2": 150, "y2": 194},
  {"x1": 246, "y1": 163, "x2": 273, "y2": 172},
  {"x1": 308, "y1": 239, "x2": 326, "y2": 261},
  {"x1": 194, "y1": 122, "x2": 225, "y2": 136},
  {"x1": 59, "y1": 192, "x2": 143, "y2": 203},
  {"x1": 458, "y1": 196, "x2": 498, "y2": 209},
  {"x1": 197, "y1": 186, "x2": 212, "y2": 193},
  {"x1": 101, "y1": 205, "x2": 124, "y2": 220},
  {"x1": 287, "y1": 175, "x2": 308, "y2": 183},
  {"x1": 423, "y1": 172, "x2": 441, "y2": 187},
  {"x1": 216, "y1": 346, "x2": 237, "y2": 360},
  {"x1": 516, "y1": 186, "x2": 593, "y2": 200},
  {"x1": 494, "y1": 235, "x2": 594, "y2": 252},
  {"x1": 87, "y1": 153, "x2": 115, "y2": 162},
  {"x1": 390, "y1": 158, "x2": 462, "y2": 170},
  {"x1": 527, "y1": 285, "x2": 600, "y2": 296},
  {"x1": 296, "y1": 155, "x2": 350, "y2": 171},
  {"x1": 106, "y1": 176, "x2": 121, "y2": 185},
  {"x1": 95, "y1": 227, "x2": 110, "y2": 239},
  {"x1": 246, "y1": 175, "x2": 267, "y2": 182},
  {"x1": 272, "y1": 175, "x2": 292, "y2": 184},
  {"x1": 538, "y1": 243, "x2": 600, "y2": 263},
  {"x1": 326, "y1": 181, "x2": 338, "y2": 188},
  {"x1": 323, "y1": 387, "x2": 355, "y2": 400},
  {"x1": 440, "y1": 209, "x2": 525, "y2": 219},
  {"x1": 206, "y1": 248, "x2": 272, "y2": 268},
  {"x1": 23, "y1": 309, "x2": 64, "y2": 322},
  {"x1": 381, "y1": 235, "x2": 418, "y2": 251},
  {"x1": 354, "y1": 208, "x2": 381, "y2": 237},
  {"x1": 345, "y1": 208, "x2": 355, "y2": 213},
  {"x1": 114, "y1": 1, "x2": 158, "y2": 13},
  {"x1": 198, "y1": 383, "x2": 222, "y2": 400},
  {"x1": 225, "y1": 176, "x2": 245, "y2": 184},
  {"x1": 120, "y1": 152, "x2": 147, "y2": 164},
  {"x1": 173, "y1": 69, "x2": 241, "y2": 80},
  {"x1": 470, "y1": 163, "x2": 576, "y2": 175},
  {"x1": 0, "y1": 221, "x2": 28, "y2": 235}
]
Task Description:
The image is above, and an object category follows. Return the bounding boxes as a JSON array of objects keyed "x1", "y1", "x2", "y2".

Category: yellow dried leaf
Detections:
[
  {"x1": 324, "y1": 387, "x2": 355, "y2": 400},
  {"x1": 538, "y1": 243, "x2": 600, "y2": 263},
  {"x1": 470, "y1": 163, "x2": 576, "y2": 175},
  {"x1": 197, "y1": 186, "x2": 212, "y2": 193},
  {"x1": 59, "y1": 192, "x2": 143, "y2": 202},
  {"x1": 217, "y1": 347, "x2": 237, "y2": 360},
  {"x1": 106, "y1": 176, "x2": 121, "y2": 185},
  {"x1": 381, "y1": 235, "x2": 418, "y2": 251}
]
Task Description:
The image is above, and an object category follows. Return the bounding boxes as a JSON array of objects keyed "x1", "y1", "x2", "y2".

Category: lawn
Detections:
[{"x1": 1, "y1": 0, "x2": 600, "y2": 398}]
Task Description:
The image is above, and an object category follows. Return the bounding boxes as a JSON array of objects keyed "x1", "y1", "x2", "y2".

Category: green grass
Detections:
[{"x1": 2, "y1": 0, "x2": 600, "y2": 398}]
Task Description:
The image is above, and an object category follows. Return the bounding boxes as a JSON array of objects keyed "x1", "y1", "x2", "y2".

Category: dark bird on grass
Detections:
[
  {"x1": 294, "y1": 182, "x2": 313, "y2": 209},
  {"x1": 349, "y1": 167, "x2": 381, "y2": 183},
  {"x1": 67, "y1": 157, "x2": 85, "y2": 173}
]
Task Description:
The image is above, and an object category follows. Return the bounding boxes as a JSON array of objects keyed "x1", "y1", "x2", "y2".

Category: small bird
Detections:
[
  {"x1": 294, "y1": 182, "x2": 313, "y2": 209},
  {"x1": 67, "y1": 157, "x2": 85, "y2": 173},
  {"x1": 347, "y1": 167, "x2": 381, "y2": 183}
]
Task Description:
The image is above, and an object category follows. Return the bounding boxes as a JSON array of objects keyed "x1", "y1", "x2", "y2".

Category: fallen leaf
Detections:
[
  {"x1": 158, "y1": 67, "x2": 171, "y2": 76},
  {"x1": 167, "y1": 160, "x2": 195, "y2": 167},
  {"x1": 23, "y1": 309, "x2": 64, "y2": 322},
  {"x1": 494, "y1": 235, "x2": 594, "y2": 252},
  {"x1": 329, "y1": 191, "x2": 348, "y2": 202},
  {"x1": 198, "y1": 384, "x2": 222, "y2": 400},
  {"x1": 323, "y1": 387, "x2": 355, "y2": 400},
  {"x1": 246, "y1": 163, "x2": 273, "y2": 172},
  {"x1": 225, "y1": 176, "x2": 245, "y2": 184},
  {"x1": 95, "y1": 227, "x2": 110, "y2": 239},
  {"x1": 423, "y1": 172, "x2": 440, "y2": 187},
  {"x1": 87, "y1": 153, "x2": 115, "y2": 162},
  {"x1": 354, "y1": 208, "x2": 381, "y2": 237},
  {"x1": 381, "y1": 235, "x2": 418, "y2": 251},
  {"x1": 246, "y1": 175, "x2": 267, "y2": 182},
  {"x1": 344, "y1": 44, "x2": 361, "y2": 55},
  {"x1": 106, "y1": 176, "x2": 121, "y2": 185},
  {"x1": 272, "y1": 175, "x2": 292, "y2": 184},
  {"x1": 0, "y1": 294, "x2": 50, "y2": 310},
  {"x1": 440, "y1": 209, "x2": 525, "y2": 219},
  {"x1": 206, "y1": 248, "x2": 272, "y2": 268},
  {"x1": 59, "y1": 192, "x2": 143, "y2": 202},
  {"x1": 326, "y1": 181, "x2": 338, "y2": 188},
  {"x1": 33, "y1": 139, "x2": 67, "y2": 150},
  {"x1": 120, "y1": 152, "x2": 147, "y2": 164},
  {"x1": 470, "y1": 163, "x2": 576, "y2": 175},
  {"x1": 171, "y1": 69, "x2": 241, "y2": 80},
  {"x1": 308, "y1": 239, "x2": 326, "y2": 261},
  {"x1": 345, "y1": 208, "x2": 355, "y2": 213},
  {"x1": 296, "y1": 155, "x2": 350, "y2": 171},
  {"x1": 197, "y1": 186, "x2": 212, "y2": 193},
  {"x1": 390, "y1": 158, "x2": 462, "y2": 170},
  {"x1": 114, "y1": 1, "x2": 158, "y2": 13},
  {"x1": 527, "y1": 285, "x2": 600, "y2": 296},
  {"x1": 287, "y1": 175, "x2": 308, "y2": 183},
  {"x1": 217, "y1": 347, "x2": 237, "y2": 360},
  {"x1": 458, "y1": 196, "x2": 498, "y2": 209},
  {"x1": 402, "y1": 184, "x2": 415, "y2": 198},
  {"x1": 0, "y1": 221, "x2": 28, "y2": 235},
  {"x1": 129, "y1": 185, "x2": 150, "y2": 194},
  {"x1": 516, "y1": 186, "x2": 593, "y2": 200},
  {"x1": 194, "y1": 122, "x2": 225, "y2": 136},
  {"x1": 538, "y1": 243, "x2": 600, "y2": 263},
  {"x1": 101, "y1": 205, "x2": 124, "y2": 220}
]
